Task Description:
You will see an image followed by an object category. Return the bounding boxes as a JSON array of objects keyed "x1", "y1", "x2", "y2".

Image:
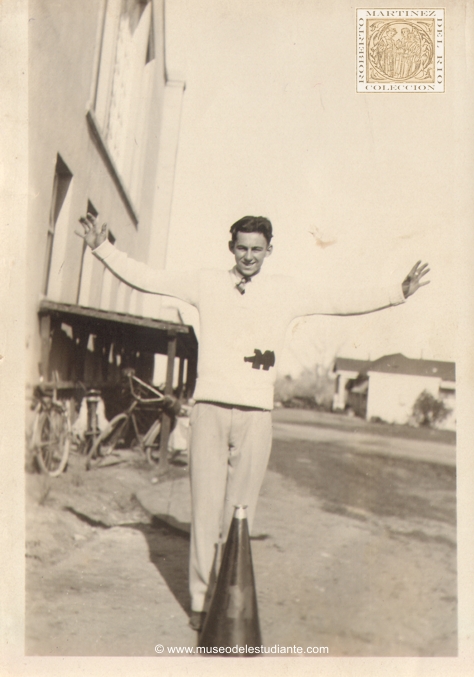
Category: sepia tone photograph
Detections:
[{"x1": 1, "y1": 0, "x2": 474, "y2": 675}]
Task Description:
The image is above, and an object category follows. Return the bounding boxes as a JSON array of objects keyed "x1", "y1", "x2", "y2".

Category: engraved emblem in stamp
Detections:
[{"x1": 357, "y1": 9, "x2": 445, "y2": 92}]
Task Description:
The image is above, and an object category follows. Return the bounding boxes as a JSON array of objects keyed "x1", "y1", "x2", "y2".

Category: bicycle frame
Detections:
[{"x1": 86, "y1": 371, "x2": 177, "y2": 468}]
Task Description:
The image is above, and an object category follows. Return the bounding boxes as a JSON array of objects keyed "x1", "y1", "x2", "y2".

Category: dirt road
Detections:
[{"x1": 26, "y1": 411, "x2": 457, "y2": 656}]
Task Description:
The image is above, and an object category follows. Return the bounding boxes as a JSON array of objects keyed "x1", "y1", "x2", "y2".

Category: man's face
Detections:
[{"x1": 229, "y1": 231, "x2": 272, "y2": 277}]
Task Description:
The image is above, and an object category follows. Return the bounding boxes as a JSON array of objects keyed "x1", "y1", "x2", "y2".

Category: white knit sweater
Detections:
[{"x1": 93, "y1": 241, "x2": 405, "y2": 409}]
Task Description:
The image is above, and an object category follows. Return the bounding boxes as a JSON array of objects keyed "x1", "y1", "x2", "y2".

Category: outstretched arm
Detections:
[
  {"x1": 75, "y1": 214, "x2": 200, "y2": 307},
  {"x1": 402, "y1": 261, "x2": 430, "y2": 298},
  {"x1": 286, "y1": 260, "x2": 430, "y2": 320}
]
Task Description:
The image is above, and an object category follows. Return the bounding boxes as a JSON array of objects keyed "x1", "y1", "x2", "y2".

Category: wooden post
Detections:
[
  {"x1": 72, "y1": 325, "x2": 90, "y2": 384},
  {"x1": 39, "y1": 314, "x2": 51, "y2": 381},
  {"x1": 186, "y1": 352, "x2": 198, "y2": 400},
  {"x1": 159, "y1": 332, "x2": 177, "y2": 470},
  {"x1": 177, "y1": 356, "x2": 185, "y2": 398}
]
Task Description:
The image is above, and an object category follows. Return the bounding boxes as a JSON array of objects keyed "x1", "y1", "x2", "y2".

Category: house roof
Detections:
[
  {"x1": 334, "y1": 353, "x2": 455, "y2": 382},
  {"x1": 367, "y1": 353, "x2": 455, "y2": 381},
  {"x1": 333, "y1": 357, "x2": 370, "y2": 373}
]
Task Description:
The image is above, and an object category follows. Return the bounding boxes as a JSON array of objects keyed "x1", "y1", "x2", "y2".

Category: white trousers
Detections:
[{"x1": 188, "y1": 402, "x2": 273, "y2": 612}]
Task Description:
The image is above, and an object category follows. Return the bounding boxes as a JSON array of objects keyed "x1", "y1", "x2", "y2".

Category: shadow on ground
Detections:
[
  {"x1": 65, "y1": 506, "x2": 192, "y2": 615},
  {"x1": 128, "y1": 518, "x2": 191, "y2": 614}
]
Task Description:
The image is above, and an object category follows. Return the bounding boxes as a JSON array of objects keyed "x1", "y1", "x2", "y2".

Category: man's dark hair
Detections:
[{"x1": 229, "y1": 216, "x2": 273, "y2": 245}]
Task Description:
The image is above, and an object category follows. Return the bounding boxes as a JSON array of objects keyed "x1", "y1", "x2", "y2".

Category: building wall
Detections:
[
  {"x1": 366, "y1": 372, "x2": 441, "y2": 425},
  {"x1": 27, "y1": 0, "x2": 184, "y2": 390}
]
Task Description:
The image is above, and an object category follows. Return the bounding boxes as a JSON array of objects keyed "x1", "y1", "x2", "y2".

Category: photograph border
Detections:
[{"x1": 2, "y1": 1, "x2": 474, "y2": 676}]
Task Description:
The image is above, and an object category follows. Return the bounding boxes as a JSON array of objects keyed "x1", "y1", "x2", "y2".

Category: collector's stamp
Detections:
[{"x1": 357, "y1": 9, "x2": 445, "y2": 92}]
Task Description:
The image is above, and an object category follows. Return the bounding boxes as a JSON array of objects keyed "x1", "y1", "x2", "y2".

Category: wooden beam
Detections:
[{"x1": 39, "y1": 298, "x2": 192, "y2": 335}]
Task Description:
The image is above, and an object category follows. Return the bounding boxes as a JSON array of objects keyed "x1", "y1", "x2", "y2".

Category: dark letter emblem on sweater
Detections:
[{"x1": 244, "y1": 349, "x2": 275, "y2": 371}]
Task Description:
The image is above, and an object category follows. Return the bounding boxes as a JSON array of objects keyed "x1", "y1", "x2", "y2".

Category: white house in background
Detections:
[
  {"x1": 333, "y1": 354, "x2": 456, "y2": 430},
  {"x1": 365, "y1": 354, "x2": 455, "y2": 429}
]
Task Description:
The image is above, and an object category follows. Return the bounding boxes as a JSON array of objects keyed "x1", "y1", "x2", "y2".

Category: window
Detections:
[
  {"x1": 43, "y1": 155, "x2": 73, "y2": 296},
  {"x1": 89, "y1": 0, "x2": 156, "y2": 215}
]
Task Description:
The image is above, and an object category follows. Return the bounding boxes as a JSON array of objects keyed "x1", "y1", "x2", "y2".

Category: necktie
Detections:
[{"x1": 236, "y1": 275, "x2": 252, "y2": 295}]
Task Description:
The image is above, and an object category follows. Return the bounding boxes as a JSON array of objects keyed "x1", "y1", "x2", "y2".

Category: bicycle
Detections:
[
  {"x1": 30, "y1": 379, "x2": 71, "y2": 477},
  {"x1": 71, "y1": 387, "x2": 104, "y2": 457},
  {"x1": 86, "y1": 370, "x2": 180, "y2": 469}
]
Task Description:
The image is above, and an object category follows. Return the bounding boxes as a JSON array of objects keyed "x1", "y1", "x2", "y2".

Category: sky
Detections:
[{"x1": 159, "y1": 0, "x2": 471, "y2": 376}]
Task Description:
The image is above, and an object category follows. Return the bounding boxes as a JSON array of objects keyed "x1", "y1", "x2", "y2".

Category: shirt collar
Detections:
[{"x1": 230, "y1": 266, "x2": 265, "y2": 283}]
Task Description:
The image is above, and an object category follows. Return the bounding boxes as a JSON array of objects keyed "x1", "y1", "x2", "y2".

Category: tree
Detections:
[
  {"x1": 274, "y1": 365, "x2": 335, "y2": 410},
  {"x1": 412, "y1": 390, "x2": 451, "y2": 428}
]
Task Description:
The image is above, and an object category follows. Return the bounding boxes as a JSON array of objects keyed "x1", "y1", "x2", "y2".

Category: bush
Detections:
[
  {"x1": 370, "y1": 416, "x2": 387, "y2": 425},
  {"x1": 281, "y1": 396, "x2": 323, "y2": 410},
  {"x1": 412, "y1": 390, "x2": 451, "y2": 428},
  {"x1": 274, "y1": 366, "x2": 335, "y2": 411}
]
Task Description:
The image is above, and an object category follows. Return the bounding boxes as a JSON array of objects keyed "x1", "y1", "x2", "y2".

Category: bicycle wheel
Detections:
[
  {"x1": 144, "y1": 418, "x2": 162, "y2": 465},
  {"x1": 86, "y1": 414, "x2": 128, "y2": 470},
  {"x1": 128, "y1": 407, "x2": 157, "y2": 451},
  {"x1": 34, "y1": 409, "x2": 70, "y2": 477}
]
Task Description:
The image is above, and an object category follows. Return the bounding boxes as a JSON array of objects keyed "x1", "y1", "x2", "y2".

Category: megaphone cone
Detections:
[{"x1": 198, "y1": 505, "x2": 262, "y2": 652}]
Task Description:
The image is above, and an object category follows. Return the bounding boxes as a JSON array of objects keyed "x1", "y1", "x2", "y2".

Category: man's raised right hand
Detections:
[{"x1": 76, "y1": 213, "x2": 108, "y2": 250}]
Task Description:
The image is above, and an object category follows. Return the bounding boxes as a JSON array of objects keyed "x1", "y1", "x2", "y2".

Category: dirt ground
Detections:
[
  {"x1": 25, "y1": 452, "x2": 197, "y2": 655},
  {"x1": 25, "y1": 410, "x2": 457, "y2": 657}
]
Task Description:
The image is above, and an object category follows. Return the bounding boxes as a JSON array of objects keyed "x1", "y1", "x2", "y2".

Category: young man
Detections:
[{"x1": 77, "y1": 214, "x2": 429, "y2": 630}]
